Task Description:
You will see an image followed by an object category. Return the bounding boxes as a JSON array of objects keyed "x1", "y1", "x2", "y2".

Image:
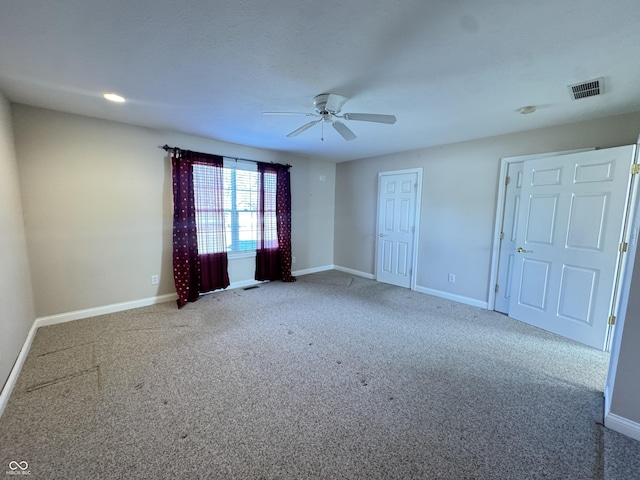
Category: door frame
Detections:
[
  {"x1": 488, "y1": 148, "x2": 594, "y2": 312},
  {"x1": 605, "y1": 139, "x2": 640, "y2": 429},
  {"x1": 374, "y1": 168, "x2": 423, "y2": 290}
]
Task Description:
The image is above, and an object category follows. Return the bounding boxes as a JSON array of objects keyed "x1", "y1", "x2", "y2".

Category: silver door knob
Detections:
[
  {"x1": 379, "y1": 233, "x2": 386, "y2": 237},
  {"x1": 517, "y1": 247, "x2": 533, "y2": 253}
]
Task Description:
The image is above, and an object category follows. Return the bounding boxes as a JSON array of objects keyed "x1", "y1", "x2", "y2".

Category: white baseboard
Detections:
[
  {"x1": 605, "y1": 412, "x2": 640, "y2": 442},
  {"x1": 0, "y1": 321, "x2": 38, "y2": 419},
  {"x1": 413, "y1": 286, "x2": 489, "y2": 309},
  {"x1": 292, "y1": 265, "x2": 334, "y2": 277},
  {"x1": 36, "y1": 293, "x2": 179, "y2": 328},
  {"x1": 333, "y1": 265, "x2": 375, "y2": 280}
]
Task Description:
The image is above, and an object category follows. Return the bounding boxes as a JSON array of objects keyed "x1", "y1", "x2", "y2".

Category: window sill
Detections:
[{"x1": 228, "y1": 251, "x2": 256, "y2": 260}]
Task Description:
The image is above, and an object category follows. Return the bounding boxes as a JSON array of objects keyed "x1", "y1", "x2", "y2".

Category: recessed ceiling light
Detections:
[
  {"x1": 102, "y1": 92, "x2": 126, "y2": 103},
  {"x1": 518, "y1": 105, "x2": 536, "y2": 115}
]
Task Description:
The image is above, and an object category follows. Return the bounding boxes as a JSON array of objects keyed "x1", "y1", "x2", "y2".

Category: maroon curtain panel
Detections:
[
  {"x1": 255, "y1": 163, "x2": 296, "y2": 282},
  {"x1": 172, "y1": 150, "x2": 229, "y2": 308},
  {"x1": 172, "y1": 151, "x2": 200, "y2": 308},
  {"x1": 276, "y1": 166, "x2": 296, "y2": 282},
  {"x1": 255, "y1": 163, "x2": 280, "y2": 280}
]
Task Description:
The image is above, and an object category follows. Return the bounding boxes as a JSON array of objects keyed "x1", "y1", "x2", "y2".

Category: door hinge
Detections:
[
  {"x1": 619, "y1": 242, "x2": 628, "y2": 253},
  {"x1": 495, "y1": 284, "x2": 499, "y2": 293},
  {"x1": 608, "y1": 315, "x2": 616, "y2": 326},
  {"x1": 499, "y1": 232, "x2": 505, "y2": 240},
  {"x1": 505, "y1": 175, "x2": 511, "y2": 185},
  {"x1": 631, "y1": 164, "x2": 640, "y2": 175}
]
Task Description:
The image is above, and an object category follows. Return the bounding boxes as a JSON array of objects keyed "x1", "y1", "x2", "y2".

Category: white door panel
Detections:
[
  {"x1": 508, "y1": 146, "x2": 635, "y2": 349},
  {"x1": 376, "y1": 171, "x2": 420, "y2": 288}
]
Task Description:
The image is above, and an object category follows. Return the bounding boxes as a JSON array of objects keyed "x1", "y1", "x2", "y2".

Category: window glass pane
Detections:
[
  {"x1": 193, "y1": 162, "x2": 277, "y2": 254},
  {"x1": 238, "y1": 211, "x2": 257, "y2": 251}
]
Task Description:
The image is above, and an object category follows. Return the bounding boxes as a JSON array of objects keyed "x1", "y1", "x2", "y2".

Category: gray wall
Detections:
[
  {"x1": 0, "y1": 94, "x2": 35, "y2": 390},
  {"x1": 610, "y1": 202, "x2": 640, "y2": 425},
  {"x1": 12, "y1": 105, "x2": 335, "y2": 318},
  {"x1": 612, "y1": 257, "x2": 640, "y2": 424}
]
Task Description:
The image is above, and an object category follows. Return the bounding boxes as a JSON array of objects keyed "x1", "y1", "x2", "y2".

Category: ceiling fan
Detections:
[{"x1": 263, "y1": 93, "x2": 396, "y2": 141}]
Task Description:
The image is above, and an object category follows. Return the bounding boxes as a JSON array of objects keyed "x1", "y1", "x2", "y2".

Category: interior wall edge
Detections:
[
  {"x1": 333, "y1": 265, "x2": 375, "y2": 280},
  {"x1": 0, "y1": 319, "x2": 38, "y2": 419},
  {"x1": 291, "y1": 265, "x2": 334, "y2": 277},
  {"x1": 413, "y1": 285, "x2": 489, "y2": 310}
]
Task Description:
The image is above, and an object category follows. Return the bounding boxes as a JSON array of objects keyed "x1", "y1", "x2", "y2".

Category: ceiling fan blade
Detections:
[
  {"x1": 286, "y1": 119, "x2": 321, "y2": 137},
  {"x1": 262, "y1": 112, "x2": 318, "y2": 116},
  {"x1": 324, "y1": 94, "x2": 349, "y2": 113},
  {"x1": 342, "y1": 113, "x2": 397, "y2": 124},
  {"x1": 332, "y1": 121, "x2": 357, "y2": 141}
]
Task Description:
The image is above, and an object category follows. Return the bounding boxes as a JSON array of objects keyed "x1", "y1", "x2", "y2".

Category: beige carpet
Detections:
[{"x1": 1, "y1": 270, "x2": 639, "y2": 479}]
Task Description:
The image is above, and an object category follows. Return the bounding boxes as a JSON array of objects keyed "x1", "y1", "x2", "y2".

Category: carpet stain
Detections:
[
  {"x1": 288, "y1": 330, "x2": 294, "y2": 335},
  {"x1": 336, "y1": 361, "x2": 342, "y2": 365},
  {"x1": 26, "y1": 366, "x2": 99, "y2": 393},
  {"x1": 180, "y1": 433, "x2": 189, "y2": 439},
  {"x1": 36, "y1": 341, "x2": 98, "y2": 357},
  {"x1": 125, "y1": 325, "x2": 190, "y2": 332},
  {"x1": 134, "y1": 383, "x2": 144, "y2": 390}
]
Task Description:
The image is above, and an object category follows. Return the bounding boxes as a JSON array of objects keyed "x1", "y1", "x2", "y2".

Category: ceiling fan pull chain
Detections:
[{"x1": 321, "y1": 120, "x2": 324, "y2": 141}]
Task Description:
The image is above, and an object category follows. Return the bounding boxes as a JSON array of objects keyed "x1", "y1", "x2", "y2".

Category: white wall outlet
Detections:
[
  {"x1": 319, "y1": 175, "x2": 326, "y2": 182},
  {"x1": 448, "y1": 273, "x2": 455, "y2": 283},
  {"x1": 151, "y1": 275, "x2": 159, "y2": 285},
  {"x1": 292, "y1": 256, "x2": 296, "y2": 264}
]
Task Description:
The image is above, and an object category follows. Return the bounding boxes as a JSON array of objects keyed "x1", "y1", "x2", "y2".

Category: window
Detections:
[{"x1": 193, "y1": 159, "x2": 277, "y2": 255}]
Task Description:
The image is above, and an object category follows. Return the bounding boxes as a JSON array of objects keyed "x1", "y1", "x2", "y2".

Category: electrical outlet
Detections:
[
  {"x1": 151, "y1": 275, "x2": 159, "y2": 285},
  {"x1": 292, "y1": 256, "x2": 296, "y2": 264},
  {"x1": 448, "y1": 273, "x2": 455, "y2": 283}
]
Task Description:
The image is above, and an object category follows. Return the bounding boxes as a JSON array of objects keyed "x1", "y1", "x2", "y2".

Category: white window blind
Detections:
[{"x1": 193, "y1": 159, "x2": 278, "y2": 255}]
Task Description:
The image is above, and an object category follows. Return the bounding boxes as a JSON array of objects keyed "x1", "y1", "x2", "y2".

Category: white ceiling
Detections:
[{"x1": 1, "y1": 1, "x2": 640, "y2": 162}]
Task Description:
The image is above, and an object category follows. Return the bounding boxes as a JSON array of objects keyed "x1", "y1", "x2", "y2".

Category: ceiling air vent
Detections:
[{"x1": 568, "y1": 78, "x2": 604, "y2": 100}]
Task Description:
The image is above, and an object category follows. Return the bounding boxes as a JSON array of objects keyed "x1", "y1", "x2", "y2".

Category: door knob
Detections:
[
  {"x1": 517, "y1": 247, "x2": 533, "y2": 253},
  {"x1": 379, "y1": 233, "x2": 386, "y2": 237}
]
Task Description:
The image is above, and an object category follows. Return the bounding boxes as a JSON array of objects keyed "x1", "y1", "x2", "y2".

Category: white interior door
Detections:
[
  {"x1": 508, "y1": 146, "x2": 635, "y2": 349},
  {"x1": 495, "y1": 162, "x2": 523, "y2": 313},
  {"x1": 376, "y1": 170, "x2": 420, "y2": 288}
]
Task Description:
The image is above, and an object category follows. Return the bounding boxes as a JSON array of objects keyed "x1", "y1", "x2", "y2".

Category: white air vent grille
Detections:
[{"x1": 568, "y1": 78, "x2": 604, "y2": 100}]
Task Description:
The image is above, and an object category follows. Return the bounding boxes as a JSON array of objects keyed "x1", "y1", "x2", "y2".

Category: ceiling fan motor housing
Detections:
[{"x1": 314, "y1": 93, "x2": 348, "y2": 114}]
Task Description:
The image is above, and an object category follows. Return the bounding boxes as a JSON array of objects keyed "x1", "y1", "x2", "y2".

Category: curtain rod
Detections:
[{"x1": 159, "y1": 144, "x2": 292, "y2": 168}]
